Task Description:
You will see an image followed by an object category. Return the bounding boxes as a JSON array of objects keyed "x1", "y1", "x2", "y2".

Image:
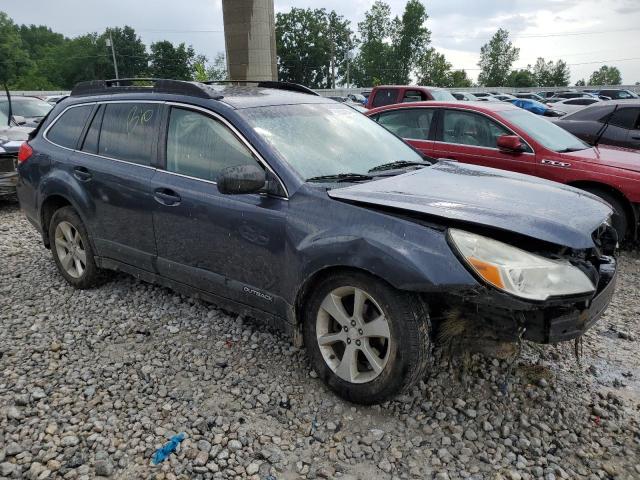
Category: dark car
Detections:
[
  {"x1": 553, "y1": 100, "x2": 640, "y2": 151},
  {"x1": 0, "y1": 126, "x2": 33, "y2": 197},
  {"x1": 0, "y1": 96, "x2": 53, "y2": 127},
  {"x1": 452, "y1": 92, "x2": 479, "y2": 101},
  {"x1": 367, "y1": 85, "x2": 456, "y2": 109},
  {"x1": 17, "y1": 79, "x2": 618, "y2": 404},
  {"x1": 597, "y1": 89, "x2": 638, "y2": 100}
]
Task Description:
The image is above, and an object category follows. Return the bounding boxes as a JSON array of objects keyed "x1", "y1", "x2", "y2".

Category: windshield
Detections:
[
  {"x1": 502, "y1": 109, "x2": 589, "y2": 152},
  {"x1": 0, "y1": 97, "x2": 53, "y2": 118},
  {"x1": 240, "y1": 103, "x2": 424, "y2": 180},
  {"x1": 0, "y1": 107, "x2": 7, "y2": 126},
  {"x1": 431, "y1": 89, "x2": 456, "y2": 101}
]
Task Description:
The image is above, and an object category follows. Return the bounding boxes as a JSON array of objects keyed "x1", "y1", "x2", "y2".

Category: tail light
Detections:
[{"x1": 17, "y1": 142, "x2": 33, "y2": 163}]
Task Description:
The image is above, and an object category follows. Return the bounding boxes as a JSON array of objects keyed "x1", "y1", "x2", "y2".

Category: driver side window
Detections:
[
  {"x1": 442, "y1": 110, "x2": 510, "y2": 148},
  {"x1": 166, "y1": 108, "x2": 260, "y2": 182}
]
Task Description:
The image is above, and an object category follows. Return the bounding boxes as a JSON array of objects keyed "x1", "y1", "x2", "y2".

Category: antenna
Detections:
[
  {"x1": 3, "y1": 83, "x2": 12, "y2": 127},
  {"x1": 593, "y1": 104, "x2": 619, "y2": 147}
]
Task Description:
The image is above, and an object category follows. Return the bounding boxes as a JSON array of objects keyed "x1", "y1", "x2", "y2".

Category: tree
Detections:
[
  {"x1": 389, "y1": 0, "x2": 430, "y2": 84},
  {"x1": 532, "y1": 57, "x2": 570, "y2": 87},
  {"x1": 149, "y1": 41, "x2": 196, "y2": 80},
  {"x1": 589, "y1": 65, "x2": 622, "y2": 86},
  {"x1": 206, "y1": 52, "x2": 228, "y2": 81},
  {"x1": 477, "y1": 29, "x2": 519, "y2": 87},
  {"x1": 575, "y1": 79, "x2": 586, "y2": 87},
  {"x1": 350, "y1": 1, "x2": 394, "y2": 87},
  {"x1": 276, "y1": 8, "x2": 353, "y2": 88},
  {"x1": 101, "y1": 26, "x2": 148, "y2": 78},
  {"x1": 416, "y1": 48, "x2": 451, "y2": 86},
  {"x1": 505, "y1": 68, "x2": 536, "y2": 88},
  {"x1": 0, "y1": 12, "x2": 30, "y2": 86},
  {"x1": 448, "y1": 70, "x2": 473, "y2": 88}
]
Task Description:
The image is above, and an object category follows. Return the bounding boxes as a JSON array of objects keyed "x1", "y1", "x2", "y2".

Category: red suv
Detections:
[
  {"x1": 366, "y1": 85, "x2": 456, "y2": 109},
  {"x1": 366, "y1": 101, "x2": 640, "y2": 239}
]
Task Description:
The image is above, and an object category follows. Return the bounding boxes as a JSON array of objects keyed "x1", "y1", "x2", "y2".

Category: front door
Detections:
[
  {"x1": 151, "y1": 105, "x2": 287, "y2": 312},
  {"x1": 438, "y1": 108, "x2": 535, "y2": 175}
]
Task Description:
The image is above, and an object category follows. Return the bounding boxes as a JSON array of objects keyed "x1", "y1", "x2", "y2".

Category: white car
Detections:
[{"x1": 549, "y1": 97, "x2": 602, "y2": 115}]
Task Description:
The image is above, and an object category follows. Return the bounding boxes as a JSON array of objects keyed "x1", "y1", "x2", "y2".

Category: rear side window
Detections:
[
  {"x1": 81, "y1": 105, "x2": 104, "y2": 154},
  {"x1": 47, "y1": 105, "x2": 92, "y2": 149},
  {"x1": 372, "y1": 89, "x2": 398, "y2": 108},
  {"x1": 98, "y1": 103, "x2": 160, "y2": 166},
  {"x1": 377, "y1": 109, "x2": 434, "y2": 140},
  {"x1": 166, "y1": 108, "x2": 260, "y2": 182},
  {"x1": 606, "y1": 108, "x2": 640, "y2": 129},
  {"x1": 402, "y1": 90, "x2": 425, "y2": 103}
]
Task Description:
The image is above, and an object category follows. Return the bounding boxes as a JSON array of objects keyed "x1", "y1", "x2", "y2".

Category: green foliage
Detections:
[
  {"x1": 389, "y1": 0, "x2": 430, "y2": 84},
  {"x1": 276, "y1": 8, "x2": 354, "y2": 88},
  {"x1": 206, "y1": 52, "x2": 228, "y2": 81},
  {"x1": 103, "y1": 26, "x2": 148, "y2": 78},
  {"x1": 0, "y1": 12, "x2": 30, "y2": 85},
  {"x1": 589, "y1": 65, "x2": 622, "y2": 86},
  {"x1": 532, "y1": 58, "x2": 570, "y2": 87},
  {"x1": 477, "y1": 29, "x2": 519, "y2": 87},
  {"x1": 416, "y1": 48, "x2": 451, "y2": 86},
  {"x1": 505, "y1": 68, "x2": 537, "y2": 88},
  {"x1": 149, "y1": 41, "x2": 196, "y2": 80},
  {"x1": 448, "y1": 70, "x2": 473, "y2": 88}
]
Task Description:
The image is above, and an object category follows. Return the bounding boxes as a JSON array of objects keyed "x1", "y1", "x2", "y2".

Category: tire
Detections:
[
  {"x1": 582, "y1": 187, "x2": 628, "y2": 241},
  {"x1": 48, "y1": 206, "x2": 102, "y2": 289},
  {"x1": 303, "y1": 271, "x2": 431, "y2": 404}
]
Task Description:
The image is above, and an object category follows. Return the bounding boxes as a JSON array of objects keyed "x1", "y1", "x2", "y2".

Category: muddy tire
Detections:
[
  {"x1": 49, "y1": 206, "x2": 102, "y2": 289},
  {"x1": 303, "y1": 271, "x2": 431, "y2": 404}
]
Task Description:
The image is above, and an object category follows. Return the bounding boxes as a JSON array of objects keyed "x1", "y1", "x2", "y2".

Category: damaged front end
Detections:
[
  {"x1": 0, "y1": 151, "x2": 18, "y2": 198},
  {"x1": 432, "y1": 223, "x2": 618, "y2": 346}
]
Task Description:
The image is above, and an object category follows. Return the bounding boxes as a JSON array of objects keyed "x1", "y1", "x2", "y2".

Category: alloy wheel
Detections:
[
  {"x1": 54, "y1": 221, "x2": 87, "y2": 279},
  {"x1": 316, "y1": 286, "x2": 391, "y2": 384}
]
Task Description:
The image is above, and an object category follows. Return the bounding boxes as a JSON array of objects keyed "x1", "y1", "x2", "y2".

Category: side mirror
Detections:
[
  {"x1": 12, "y1": 115, "x2": 26, "y2": 125},
  {"x1": 497, "y1": 135, "x2": 525, "y2": 153},
  {"x1": 217, "y1": 164, "x2": 266, "y2": 195}
]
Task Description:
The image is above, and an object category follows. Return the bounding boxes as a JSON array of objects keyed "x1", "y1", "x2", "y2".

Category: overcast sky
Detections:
[{"x1": 2, "y1": 0, "x2": 639, "y2": 85}]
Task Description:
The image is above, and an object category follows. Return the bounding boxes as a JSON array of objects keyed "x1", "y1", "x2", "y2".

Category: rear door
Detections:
[
  {"x1": 151, "y1": 104, "x2": 288, "y2": 312},
  {"x1": 374, "y1": 107, "x2": 436, "y2": 156},
  {"x1": 437, "y1": 108, "x2": 536, "y2": 174},
  {"x1": 72, "y1": 101, "x2": 160, "y2": 271},
  {"x1": 602, "y1": 107, "x2": 640, "y2": 148}
]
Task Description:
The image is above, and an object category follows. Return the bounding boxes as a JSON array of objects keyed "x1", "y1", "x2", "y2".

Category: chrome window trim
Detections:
[{"x1": 42, "y1": 100, "x2": 289, "y2": 198}]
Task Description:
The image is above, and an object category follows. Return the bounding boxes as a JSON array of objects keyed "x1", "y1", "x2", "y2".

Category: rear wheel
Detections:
[
  {"x1": 581, "y1": 187, "x2": 628, "y2": 241},
  {"x1": 303, "y1": 271, "x2": 431, "y2": 404},
  {"x1": 49, "y1": 206, "x2": 102, "y2": 289}
]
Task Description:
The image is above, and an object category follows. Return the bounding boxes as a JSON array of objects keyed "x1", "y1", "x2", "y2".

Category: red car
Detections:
[
  {"x1": 366, "y1": 101, "x2": 640, "y2": 239},
  {"x1": 366, "y1": 85, "x2": 457, "y2": 109}
]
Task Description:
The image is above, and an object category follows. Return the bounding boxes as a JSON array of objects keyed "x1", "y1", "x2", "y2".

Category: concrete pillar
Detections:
[{"x1": 222, "y1": 0, "x2": 277, "y2": 81}]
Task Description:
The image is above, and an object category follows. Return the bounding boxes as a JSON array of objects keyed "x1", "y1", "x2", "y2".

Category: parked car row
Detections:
[{"x1": 14, "y1": 78, "x2": 619, "y2": 404}]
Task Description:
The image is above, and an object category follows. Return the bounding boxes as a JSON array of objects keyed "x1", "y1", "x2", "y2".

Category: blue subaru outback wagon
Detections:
[{"x1": 16, "y1": 79, "x2": 618, "y2": 403}]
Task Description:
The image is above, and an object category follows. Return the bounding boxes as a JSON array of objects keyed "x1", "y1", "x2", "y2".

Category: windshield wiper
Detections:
[
  {"x1": 368, "y1": 160, "x2": 430, "y2": 173},
  {"x1": 306, "y1": 173, "x2": 373, "y2": 183},
  {"x1": 556, "y1": 147, "x2": 587, "y2": 153}
]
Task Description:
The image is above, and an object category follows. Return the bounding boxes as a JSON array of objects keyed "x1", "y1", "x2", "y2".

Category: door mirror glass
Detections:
[
  {"x1": 497, "y1": 135, "x2": 525, "y2": 153},
  {"x1": 217, "y1": 164, "x2": 266, "y2": 195}
]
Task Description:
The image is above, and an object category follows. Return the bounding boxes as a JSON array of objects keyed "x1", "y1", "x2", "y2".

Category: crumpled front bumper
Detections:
[
  {"x1": 445, "y1": 255, "x2": 618, "y2": 344},
  {"x1": 0, "y1": 171, "x2": 18, "y2": 197}
]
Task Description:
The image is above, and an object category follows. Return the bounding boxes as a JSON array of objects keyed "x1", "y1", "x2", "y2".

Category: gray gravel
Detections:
[{"x1": 1, "y1": 200, "x2": 640, "y2": 480}]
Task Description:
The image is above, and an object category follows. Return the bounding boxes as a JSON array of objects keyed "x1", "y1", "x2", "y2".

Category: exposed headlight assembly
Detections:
[{"x1": 449, "y1": 229, "x2": 595, "y2": 301}]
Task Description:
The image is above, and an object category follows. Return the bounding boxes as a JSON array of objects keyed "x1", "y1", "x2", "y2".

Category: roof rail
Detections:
[
  {"x1": 70, "y1": 78, "x2": 224, "y2": 100},
  {"x1": 203, "y1": 80, "x2": 319, "y2": 96}
]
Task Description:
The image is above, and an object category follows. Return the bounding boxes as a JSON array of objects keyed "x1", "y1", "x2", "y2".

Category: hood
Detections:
[
  {"x1": 328, "y1": 161, "x2": 611, "y2": 249},
  {"x1": 564, "y1": 145, "x2": 640, "y2": 173}
]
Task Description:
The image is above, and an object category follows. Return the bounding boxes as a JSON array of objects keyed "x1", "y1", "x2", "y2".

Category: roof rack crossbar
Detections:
[
  {"x1": 70, "y1": 78, "x2": 224, "y2": 100},
  {"x1": 203, "y1": 80, "x2": 319, "y2": 96}
]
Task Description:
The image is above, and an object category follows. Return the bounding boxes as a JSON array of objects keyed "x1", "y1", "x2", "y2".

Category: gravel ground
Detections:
[{"x1": 1, "y1": 199, "x2": 639, "y2": 480}]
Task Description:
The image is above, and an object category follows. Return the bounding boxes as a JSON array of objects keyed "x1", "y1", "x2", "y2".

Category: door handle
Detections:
[
  {"x1": 154, "y1": 188, "x2": 181, "y2": 206},
  {"x1": 73, "y1": 166, "x2": 92, "y2": 181}
]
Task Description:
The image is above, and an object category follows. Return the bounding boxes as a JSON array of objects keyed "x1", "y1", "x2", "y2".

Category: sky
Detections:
[{"x1": 2, "y1": 0, "x2": 639, "y2": 85}]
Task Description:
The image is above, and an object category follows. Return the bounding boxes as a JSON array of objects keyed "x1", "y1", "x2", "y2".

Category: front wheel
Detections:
[
  {"x1": 303, "y1": 272, "x2": 431, "y2": 404},
  {"x1": 49, "y1": 206, "x2": 102, "y2": 289}
]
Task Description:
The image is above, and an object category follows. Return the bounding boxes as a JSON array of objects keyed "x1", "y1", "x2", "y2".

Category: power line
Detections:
[{"x1": 434, "y1": 26, "x2": 640, "y2": 40}]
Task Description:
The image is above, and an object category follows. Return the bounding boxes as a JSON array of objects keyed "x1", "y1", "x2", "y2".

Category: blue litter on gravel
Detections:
[{"x1": 151, "y1": 432, "x2": 186, "y2": 465}]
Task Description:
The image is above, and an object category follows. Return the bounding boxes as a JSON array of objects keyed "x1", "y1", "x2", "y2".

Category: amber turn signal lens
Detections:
[{"x1": 468, "y1": 257, "x2": 505, "y2": 289}]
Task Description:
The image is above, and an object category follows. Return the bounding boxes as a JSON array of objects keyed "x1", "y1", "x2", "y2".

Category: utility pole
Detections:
[
  {"x1": 330, "y1": 22, "x2": 336, "y2": 90},
  {"x1": 346, "y1": 42, "x2": 351, "y2": 89},
  {"x1": 106, "y1": 31, "x2": 119, "y2": 80}
]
